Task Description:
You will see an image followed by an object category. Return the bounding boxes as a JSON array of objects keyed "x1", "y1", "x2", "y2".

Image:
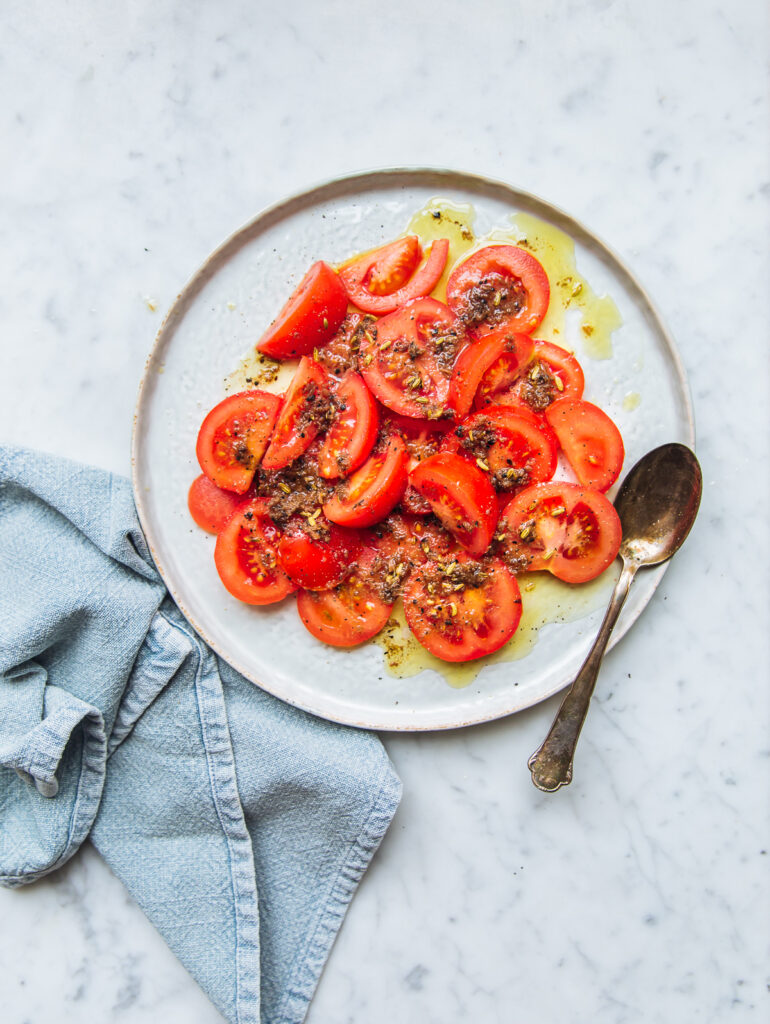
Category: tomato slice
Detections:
[
  {"x1": 315, "y1": 312, "x2": 377, "y2": 377},
  {"x1": 188, "y1": 474, "x2": 247, "y2": 533},
  {"x1": 214, "y1": 500, "x2": 296, "y2": 604},
  {"x1": 323, "y1": 435, "x2": 409, "y2": 528},
  {"x1": 403, "y1": 555, "x2": 522, "y2": 662},
  {"x1": 317, "y1": 372, "x2": 379, "y2": 480},
  {"x1": 277, "y1": 518, "x2": 361, "y2": 590},
  {"x1": 545, "y1": 398, "x2": 624, "y2": 492},
  {"x1": 384, "y1": 413, "x2": 452, "y2": 515},
  {"x1": 446, "y1": 245, "x2": 550, "y2": 336},
  {"x1": 360, "y1": 298, "x2": 465, "y2": 419},
  {"x1": 341, "y1": 237, "x2": 450, "y2": 315},
  {"x1": 409, "y1": 452, "x2": 498, "y2": 558},
  {"x1": 496, "y1": 340, "x2": 585, "y2": 413},
  {"x1": 449, "y1": 328, "x2": 535, "y2": 418},
  {"x1": 441, "y1": 406, "x2": 558, "y2": 496},
  {"x1": 297, "y1": 546, "x2": 393, "y2": 647},
  {"x1": 196, "y1": 390, "x2": 281, "y2": 493},
  {"x1": 500, "y1": 481, "x2": 622, "y2": 584},
  {"x1": 257, "y1": 261, "x2": 349, "y2": 359},
  {"x1": 261, "y1": 357, "x2": 331, "y2": 471}
]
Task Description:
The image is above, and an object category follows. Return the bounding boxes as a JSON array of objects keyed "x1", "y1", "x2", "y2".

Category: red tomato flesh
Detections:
[
  {"x1": 297, "y1": 547, "x2": 393, "y2": 647},
  {"x1": 446, "y1": 245, "x2": 550, "y2": 336},
  {"x1": 261, "y1": 357, "x2": 330, "y2": 471},
  {"x1": 500, "y1": 481, "x2": 622, "y2": 584},
  {"x1": 257, "y1": 261, "x2": 349, "y2": 359},
  {"x1": 545, "y1": 398, "x2": 624, "y2": 493},
  {"x1": 495, "y1": 340, "x2": 585, "y2": 414},
  {"x1": 317, "y1": 372, "x2": 379, "y2": 480},
  {"x1": 277, "y1": 518, "x2": 360, "y2": 590},
  {"x1": 323, "y1": 435, "x2": 409, "y2": 528},
  {"x1": 409, "y1": 452, "x2": 498, "y2": 558},
  {"x1": 360, "y1": 298, "x2": 465, "y2": 419},
  {"x1": 188, "y1": 474, "x2": 246, "y2": 533},
  {"x1": 196, "y1": 390, "x2": 281, "y2": 494},
  {"x1": 403, "y1": 555, "x2": 522, "y2": 662},
  {"x1": 214, "y1": 500, "x2": 296, "y2": 604},
  {"x1": 450, "y1": 329, "x2": 534, "y2": 418},
  {"x1": 341, "y1": 238, "x2": 450, "y2": 315}
]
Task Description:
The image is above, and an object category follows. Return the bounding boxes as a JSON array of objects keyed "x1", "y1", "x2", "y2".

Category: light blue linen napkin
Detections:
[{"x1": 0, "y1": 445, "x2": 401, "y2": 1024}]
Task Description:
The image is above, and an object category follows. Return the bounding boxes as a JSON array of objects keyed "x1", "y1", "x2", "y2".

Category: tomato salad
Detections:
[{"x1": 188, "y1": 232, "x2": 625, "y2": 663}]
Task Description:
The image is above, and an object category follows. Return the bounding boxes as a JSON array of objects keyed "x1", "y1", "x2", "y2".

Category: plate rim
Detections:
[{"x1": 131, "y1": 166, "x2": 695, "y2": 732}]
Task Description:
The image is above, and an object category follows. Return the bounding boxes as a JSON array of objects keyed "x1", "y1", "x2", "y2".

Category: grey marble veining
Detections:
[{"x1": 1, "y1": 0, "x2": 768, "y2": 1021}]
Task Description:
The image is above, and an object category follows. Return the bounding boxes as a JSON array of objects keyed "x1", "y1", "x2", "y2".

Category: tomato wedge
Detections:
[
  {"x1": 360, "y1": 298, "x2": 465, "y2": 419},
  {"x1": 409, "y1": 452, "x2": 498, "y2": 558},
  {"x1": 545, "y1": 398, "x2": 624, "y2": 492},
  {"x1": 297, "y1": 546, "x2": 393, "y2": 647},
  {"x1": 323, "y1": 435, "x2": 409, "y2": 528},
  {"x1": 341, "y1": 238, "x2": 450, "y2": 315},
  {"x1": 257, "y1": 261, "x2": 349, "y2": 359},
  {"x1": 262, "y1": 357, "x2": 331, "y2": 471},
  {"x1": 442, "y1": 406, "x2": 558, "y2": 495},
  {"x1": 449, "y1": 328, "x2": 535, "y2": 418},
  {"x1": 214, "y1": 500, "x2": 296, "y2": 604},
  {"x1": 188, "y1": 474, "x2": 247, "y2": 533},
  {"x1": 496, "y1": 340, "x2": 585, "y2": 413},
  {"x1": 500, "y1": 481, "x2": 622, "y2": 584},
  {"x1": 403, "y1": 555, "x2": 522, "y2": 662},
  {"x1": 446, "y1": 245, "x2": 550, "y2": 336},
  {"x1": 196, "y1": 390, "x2": 281, "y2": 493},
  {"x1": 317, "y1": 372, "x2": 379, "y2": 480},
  {"x1": 277, "y1": 518, "x2": 360, "y2": 590}
]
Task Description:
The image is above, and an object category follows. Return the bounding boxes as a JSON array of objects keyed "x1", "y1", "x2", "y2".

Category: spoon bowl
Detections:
[{"x1": 528, "y1": 443, "x2": 702, "y2": 792}]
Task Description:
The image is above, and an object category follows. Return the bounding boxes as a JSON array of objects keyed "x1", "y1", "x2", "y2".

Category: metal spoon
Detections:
[{"x1": 528, "y1": 442, "x2": 702, "y2": 792}]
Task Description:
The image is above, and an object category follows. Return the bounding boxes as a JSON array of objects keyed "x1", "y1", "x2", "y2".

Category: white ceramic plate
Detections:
[{"x1": 132, "y1": 168, "x2": 694, "y2": 731}]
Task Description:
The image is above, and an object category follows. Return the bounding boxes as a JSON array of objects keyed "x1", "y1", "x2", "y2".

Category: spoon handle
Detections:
[{"x1": 528, "y1": 560, "x2": 636, "y2": 792}]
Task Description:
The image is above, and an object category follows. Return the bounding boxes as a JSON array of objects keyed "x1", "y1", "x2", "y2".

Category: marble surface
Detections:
[{"x1": 1, "y1": 1, "x2": 768, "y2": 1021}]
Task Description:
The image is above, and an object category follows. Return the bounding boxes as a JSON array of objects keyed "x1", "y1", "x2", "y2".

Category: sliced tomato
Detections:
[
  {"x1": 449, "y1": 328, "x2": 535, "y2": 418},
  {"x1": 315, "y1": 312, "x2": 376, "y2": 377},
  {"x1": 545, "y1": 398, "x2": 624, "y2": 492},
  {"x1": 277, "y1": 518, "x2": 360, "y2": 590},
  {"x1": 297, "y1": 546, "x2": 393, "y2": 647},
  {"x1": 409, "y1": 452, "x2": 498, "y2": 558},
  {"x1": 500, "y1": 481, "x2": 622, "y2": 584},
  {"x1": 196, "y1": 390, "x2": 281, "y2": 493},
  {"x1": 323, "y1": 435, "x2": 409, "y2": 528},
  {"x1": 341, "y1": 237, "x2": 450, "y2": 315},
  {"x1": 360, "y1": 298, "x2": 465, "y2": 419},
  {"x1": 442, "y1": 406, "x2": 558, "y2": 495},
  {"x1": 188, "y1": 474, "x2": 247, "y2": 533},
  {"x1": 385, "y1": 413, "x2": 452, "y2": 515},
  {"x1": 214, "y1": 500, "x2": 296, "y2": 604},
  {"x1": 446, "y1": 245, "x2": 550, "y2": 336},
  {"x1": 261, "y1": 357, "x2": 331, "y2": 471},
  {"x1": 257, "y1": 261, "x2": 349, "y2": 359},
  {"x1": 317, "y1": 372, "x2": 379, "y2": 480},
  {"x1": 403, "y1": 555, "x2": 522, "y2": 662},
  {"x1": 497, "y1": 340, "x2": 585, "y2": 413}
]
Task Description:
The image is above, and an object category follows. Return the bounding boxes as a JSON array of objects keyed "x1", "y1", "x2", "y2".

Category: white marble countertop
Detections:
[{"x1": 1, "y1": 1, "x2": 768, "y2": 1021}]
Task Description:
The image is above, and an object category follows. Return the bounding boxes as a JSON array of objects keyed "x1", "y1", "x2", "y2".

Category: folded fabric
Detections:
[{"x1": 0, "y1": 445, "x2": 401, "y2": 1024}]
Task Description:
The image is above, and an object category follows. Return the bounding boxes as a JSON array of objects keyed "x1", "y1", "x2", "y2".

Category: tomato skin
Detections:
[
  {"x1": 360, "y1": 297, "x2": 464, "y2": 419},
  {"x1": 500, "y1": 481, "x2": 622, "y2": 584},
  {"x1": 214, "y1": 500, "x2": 296, "y2": 605},
  {"x1": 450, "y1": 329, "x2": 534, "y2": 418},
  {"x1": 196, "y1": 390, "x2": 281, "y2": 494},
  {"x1": 277, "y1": 520, "x2": 360, "y2": 591},
  {"x1": 441, "y1": 405, "x2": 558, "y2": 495},
  {"x1": 545, "y1": 398, "x2": 624, "y2": 493},
  {"x1": 262, "y1": 357, "x2": 330, "y2": 471},
  {"x1": 317, "y1": 372, "x2": 379, "y2": 480},
  {"x1": 341, "y1": 238, "x2": 450, "y2": 315},
  {"x1": 403, "y1": 556, "x2": 522, "y2": 662},
  {"x1": 409, "y1": 452, "x2": 498, "y2": 558},
  {"x1": 188, "y1": 474, "x2": 247, "y2": 533},
  {"x1": 297, "y1": 547, "x2": 393, "y2": 647},
  {"x1": 446, "y1": 245, "x2": 550, "y2": 336},
  {"x1": 323, "y1": 435, "x2": 409, "y2": 528},
  {"x1": 257, "y1": 261, "x2": 349, "y2": 359}
]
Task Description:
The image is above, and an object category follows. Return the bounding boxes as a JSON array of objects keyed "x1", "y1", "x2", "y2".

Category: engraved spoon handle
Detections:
[{"x1": 528, "y1": 559, "x2": 637, "y2": 792}]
